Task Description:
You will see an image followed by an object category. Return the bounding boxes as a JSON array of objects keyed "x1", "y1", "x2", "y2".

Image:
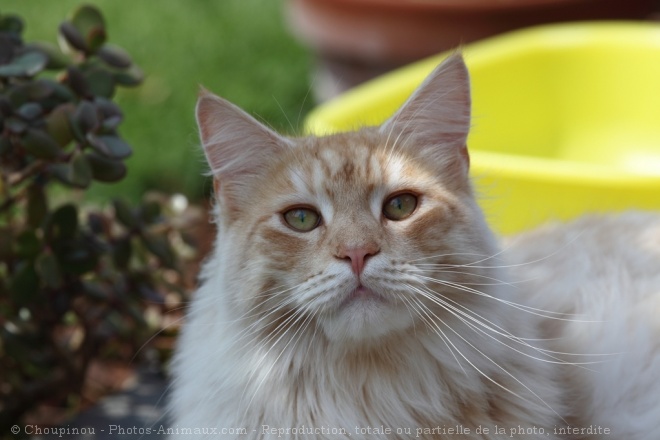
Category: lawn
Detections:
[{"x1": 4, "y1": 0, "x2": 314, "y2": 201}]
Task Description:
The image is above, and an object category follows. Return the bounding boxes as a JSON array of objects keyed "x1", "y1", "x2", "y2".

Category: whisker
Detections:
[
  {"x1": 408, "y1": 267, "x2": 529, "y2": 288},
  {"x1": 217, "y1": 283, "x2": 301, "y2": 325},
  {"x1": 211, "y1": 288, "x2": 307, "y2": 359},
  {"x1": 272, "y1": 95, "x2": 295, "y2": 134},
  {"x1": 301, "y1": 307, "x2": 322, "y2": 361},
  {"x1": 408, "y1": 252, "x2": 493, "y2": 263},
  {"x1": 130, "y1": 314, "x2": 187, "y2": 364},
  {"x1": 453, "y1": 233, "x2": 586, "y2": 270},
  {"x1": 132, "y1": 282, "x2": 300, "y2": 364},
  {"x1": 408, "y1": 283, "x2": 608, "y2": 370},
  {"x1": 395, "y1": 292, "x2": 418, "y2": 337},
  {"x1": 413, "y1": 273, "x2": 598, "y2": 321},
  {"x1": 403, "y1": 281, "x2": 544, "y2": 343},
  {"x1": 401, "y1": 292, "x2": 467, "y2": 375},
  {"x1": 237, "y1": 305, "x2": 307, "y2": 407},
  {"x1": 240, "y1": 307, "x2": 316, "y2": 425},
  {"x1": 407, "y1": 294, "x2": 531, "y2": 402},
  {"x1": 296, "y1": 70, "x2": 318, "y2": 133},
  {"x1": 411, "y1": 229, "x2": 586, "y2": 272},
  {"x1": 242, "y1": 303, "x2": 302, "y2": 356},
  {"x1": 405, "y1": 287, "x2": 568, "y2": 425}
]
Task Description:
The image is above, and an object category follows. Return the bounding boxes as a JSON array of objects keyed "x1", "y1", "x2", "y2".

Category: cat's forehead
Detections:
[
  {"x1": 255, "y1": 130, "x2": 443, "y2": 224},
  {"x1": 281, "y1": 131, "x2": 420, "y2": 202}
]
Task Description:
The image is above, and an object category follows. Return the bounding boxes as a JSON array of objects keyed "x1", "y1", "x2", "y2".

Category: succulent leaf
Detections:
[
  {"x1": 86, "y1": 151, "x2": 127, "y2": 182},
  {"x1": 59, "y1": 21, "x2": 88, "y2": 52},
  {"x1": 0, "y1": 14, "x2": 25, "y2": 35},
  {"x1": 87, "y1": 133, "x2": 132, "y2": 159},
  {"x1": 0, "y1": 51, "x2": 48, "y2": 77},
  {"x1": 47, "y1": 204, "x2": 79, "y2": 242},
  {"x1": 45, "y1": 102, "x2": 75, "y2": 147},
  {"x1": 97, "y1": 44, "x2": 132, "y2": 69},
  {"x1": 112, "y1": 64, "x2": 144, "y2": 87},
  {"x1": 17, "y1": 102, "x2": 43, "y2": 121},
  {"x1": 26, "y1": 42, "x2": 71, "y2": 70},
  {"x1": 113, "y1": 199, "x2": 138, "y2": 230},
  {"x1": 70, "y1": 5, "x2": 107, "y2": 53},
  {"x1": 85, "y1": 67, "x2": 115, "y2": 98},
  {"x1": 141, "y1": 233, "x2": 176, "y2": 269},
  {"x1": 22, "y1": 128, "x2": 62, "y2": 159},
  {"x1": 73, "y1": 100, "x2": 99, "y2": 134}
]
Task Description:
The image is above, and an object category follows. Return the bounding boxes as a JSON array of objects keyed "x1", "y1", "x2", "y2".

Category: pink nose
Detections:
[{"x1": 336, "y1": 245, "x2": 380, "y2": 276}]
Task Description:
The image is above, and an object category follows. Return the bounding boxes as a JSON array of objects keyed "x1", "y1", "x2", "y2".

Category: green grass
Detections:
[{"x1": 4, "y1": 0, "x2": 314, "y2": 201}]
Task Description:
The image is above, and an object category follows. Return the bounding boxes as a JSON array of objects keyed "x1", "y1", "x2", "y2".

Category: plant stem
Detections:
[
  {"x1": 8, "y1": 160, "x2": 46, "y2": 186},
  {"x1": 0, "y1": 185, "x2": 28, "y2": 214},
  {"x1": 0, "y1": 161, "x2": 47, "y2": 214}
]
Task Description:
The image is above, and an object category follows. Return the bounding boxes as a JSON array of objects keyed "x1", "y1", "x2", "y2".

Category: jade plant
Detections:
[{"x1": 0, "y1": 5, "x2": 194, "y2": 428}]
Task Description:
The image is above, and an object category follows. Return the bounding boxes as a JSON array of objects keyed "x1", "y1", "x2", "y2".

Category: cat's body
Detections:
[
  {"x1": 505, "y1": 213, "x2": 660, "y2": 438},
  {"x1": 169, "y1": 55, "x2": 660, "y2": 439}
]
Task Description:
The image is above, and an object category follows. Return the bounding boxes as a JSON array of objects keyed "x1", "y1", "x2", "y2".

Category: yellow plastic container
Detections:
[{"x1": 305, "y1": 22, "x2": 660, "y2": 234}]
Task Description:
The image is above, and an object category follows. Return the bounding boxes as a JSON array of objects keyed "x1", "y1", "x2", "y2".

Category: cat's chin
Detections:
[{"x1": 321, "y1": 289, "x2": 413, "y2": 342}]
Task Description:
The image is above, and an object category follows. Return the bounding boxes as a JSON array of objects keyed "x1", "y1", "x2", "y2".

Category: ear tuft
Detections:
[
  {"x1": 380, "y1": 53, "x2": 471, "y2": 177},
  {"x1": 195, "y1": 91, "x2": 290, "y2": 178},
  {"x1": 196, "y1": 91, "x2": 292, "y2": 216}
]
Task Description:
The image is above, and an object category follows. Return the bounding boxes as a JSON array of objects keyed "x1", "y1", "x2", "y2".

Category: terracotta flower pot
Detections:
[{"x1": 286, "y1": 0, "x2": 655, "y2": 99}]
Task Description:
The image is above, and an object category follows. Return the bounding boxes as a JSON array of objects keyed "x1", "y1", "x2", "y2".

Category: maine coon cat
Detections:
[{"x1": 169, "y1": 54, "x2": 660, "y2": 439}]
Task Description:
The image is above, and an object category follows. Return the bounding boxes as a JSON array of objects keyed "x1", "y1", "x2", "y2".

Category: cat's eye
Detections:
[
  {"x1": 383, "y1": 193, "x2": 418, "y2": 221},
  {"x1": 283, "y1": 207, "x2": 321, "y2": 232}
]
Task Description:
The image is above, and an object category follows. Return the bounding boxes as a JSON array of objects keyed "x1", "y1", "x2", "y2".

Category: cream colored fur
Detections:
[
  {"x1": 504, "y1": 213, "x2": 660, "y2": 439},
  {"x1": 169, "y1": 55, "x2": 660, "y2": 439}
]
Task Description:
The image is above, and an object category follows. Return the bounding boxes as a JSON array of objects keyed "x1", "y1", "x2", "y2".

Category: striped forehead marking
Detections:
[{"x1": 284, "y1": 143, "x2": 414, "y2": 222}]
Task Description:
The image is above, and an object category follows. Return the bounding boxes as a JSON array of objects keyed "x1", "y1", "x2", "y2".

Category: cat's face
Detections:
[{"x1": 197, "y1": 55, "x2": 499, "y2": 343}]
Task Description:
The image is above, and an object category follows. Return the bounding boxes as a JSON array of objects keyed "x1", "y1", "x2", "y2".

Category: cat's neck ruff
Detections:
[{"x1": 175, "y1": 257, "x2": 559, "y2": 438}]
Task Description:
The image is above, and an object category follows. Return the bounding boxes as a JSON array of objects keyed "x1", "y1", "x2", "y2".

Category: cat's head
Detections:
[{"x1": 197, "y1": 54, "x2": 499, "y2": 343}]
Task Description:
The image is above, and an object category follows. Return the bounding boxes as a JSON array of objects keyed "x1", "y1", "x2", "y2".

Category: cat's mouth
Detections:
[
  {"x1": 339, "y1": 285, "x2": 385, "y2": 309},
  {"x1": 323, "y1": 282, "x2": 412, "y2": 340}
]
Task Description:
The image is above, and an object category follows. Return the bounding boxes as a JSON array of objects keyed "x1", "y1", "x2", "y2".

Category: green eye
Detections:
[
  {"x1": 383, "y1": 193, "x2": 418, "y2": 221},
  {"x1": 283, "y1": 207, "x2": 321, "y2": 232}
]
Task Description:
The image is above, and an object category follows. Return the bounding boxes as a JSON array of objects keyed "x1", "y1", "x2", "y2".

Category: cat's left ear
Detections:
[{"x1": 380, "y1": 53, "x2": 471, "y2": 179}]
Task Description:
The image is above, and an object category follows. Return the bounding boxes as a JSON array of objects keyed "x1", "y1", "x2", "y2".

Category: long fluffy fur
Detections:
[
  {"x1": 504, "y1": 213, "x2": 660, "y2": 438},
  {"x1": 169, "y1": 55, "x2": 660, "y2": 439}
]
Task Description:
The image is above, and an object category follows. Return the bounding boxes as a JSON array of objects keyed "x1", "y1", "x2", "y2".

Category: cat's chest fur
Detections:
[
  {"x1": 173, "y1": 280, "x2": 562, "y2": 440},
  {"x1": 248, "y1": 343, "x2": 553, "y2": 440}
]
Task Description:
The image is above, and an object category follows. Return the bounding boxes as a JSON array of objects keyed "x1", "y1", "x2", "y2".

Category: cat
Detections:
[{"x1": 168, "y1": 54, "x2": 660, "y2": 439}]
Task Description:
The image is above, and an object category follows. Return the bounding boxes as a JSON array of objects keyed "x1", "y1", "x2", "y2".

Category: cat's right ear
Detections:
[
  {"x1": 379, "y1": 53, "x2": 471, "y2": 186},
  {"x1": 196, "y1": 89, "x2": 291, "y2": 208}
]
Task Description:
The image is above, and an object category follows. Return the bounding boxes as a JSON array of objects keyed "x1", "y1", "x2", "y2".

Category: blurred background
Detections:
[
  {"x1": 2, "y1": 0, "x2": 660, "y2": 435},
  {"x1": 1, "y1": 1, "x2": 317, "y2": 433},
  {"x1": 5, "y1": 0, "x2": 657, "y2": 205},
  {"x1": 4, "y1": 0, "x2": 314, "y2": 204}
]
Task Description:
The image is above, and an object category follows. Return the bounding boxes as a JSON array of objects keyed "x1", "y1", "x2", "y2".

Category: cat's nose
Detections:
[{"x1": 336, "y1": 244, "x2": 380, "y2": 277}]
